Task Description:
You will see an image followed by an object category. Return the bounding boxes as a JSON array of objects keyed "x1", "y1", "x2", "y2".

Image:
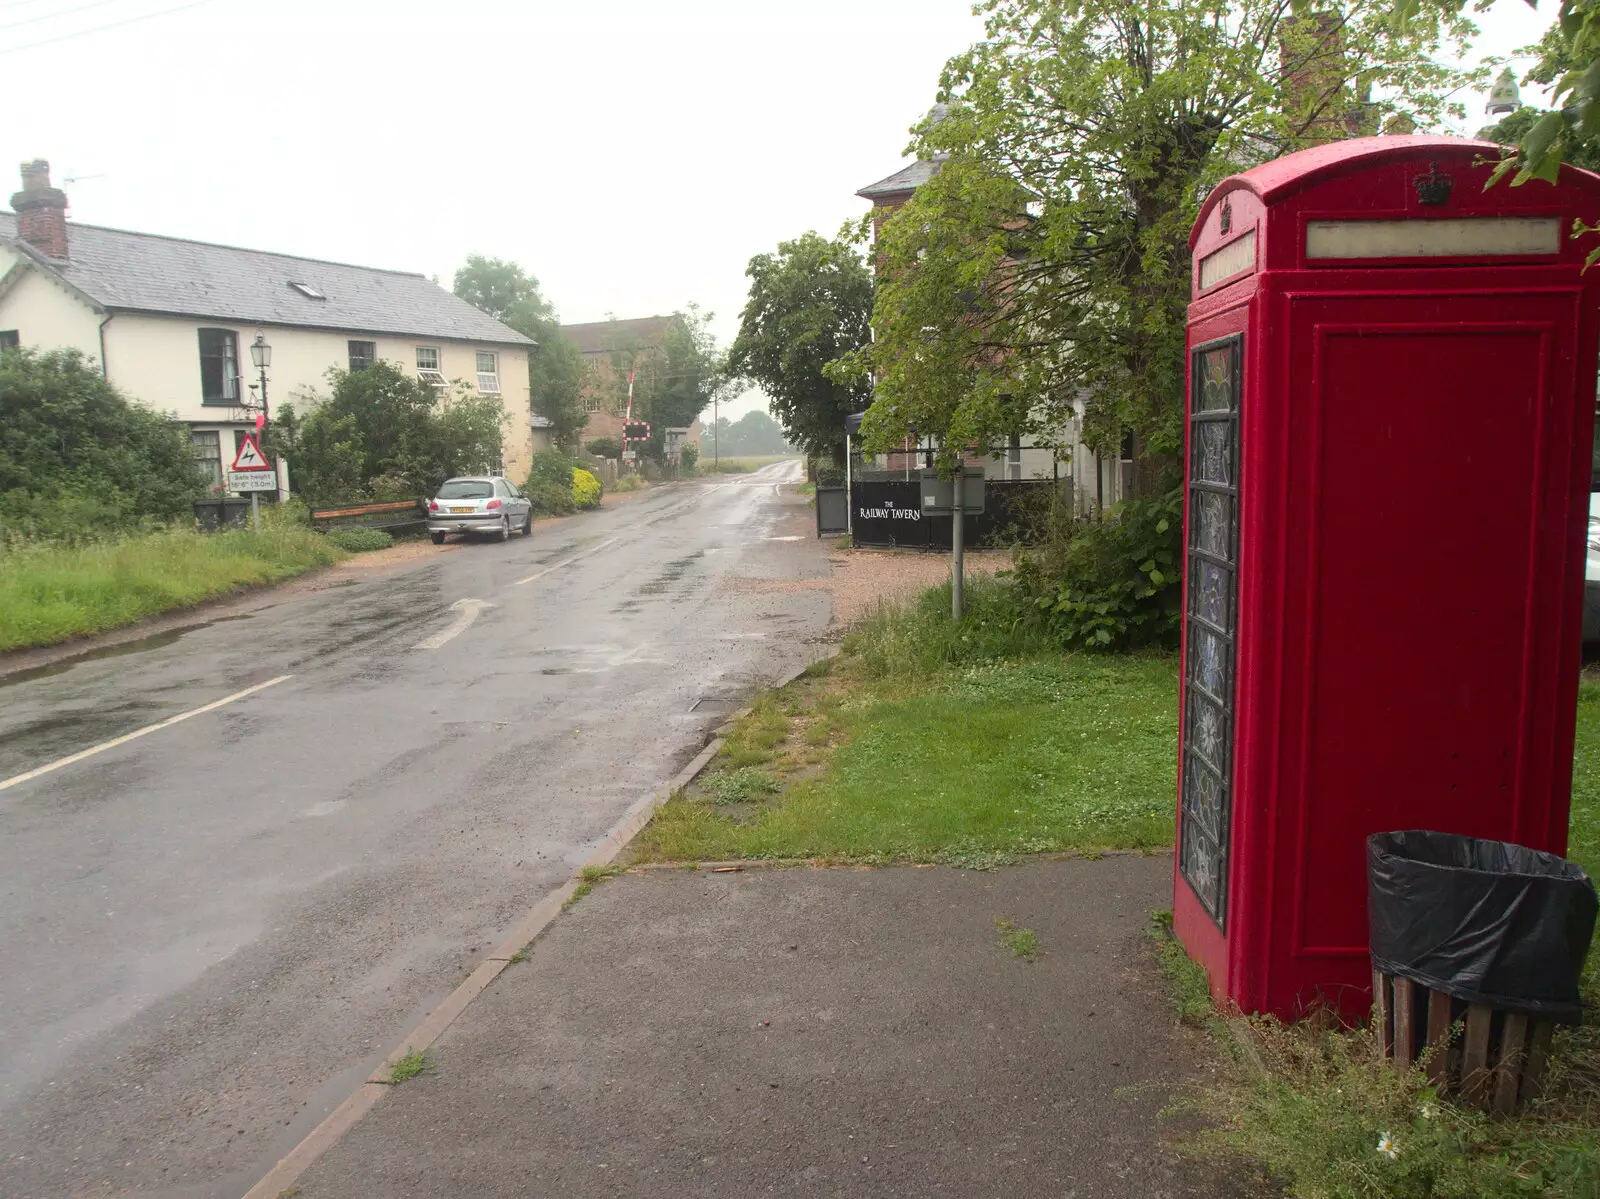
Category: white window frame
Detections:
[
  {"x1": 191, "y1": 430, "x2": 223, "y2": 488},
  {"x1": 416, "y1": 346, "x2": 447, "y2": 386},
  {"x1": 583, "y1": 393, "x2": 603, "y2": 413},
  {"x1": 475, "y1": 350, "x2": 500, "y2": 394}
]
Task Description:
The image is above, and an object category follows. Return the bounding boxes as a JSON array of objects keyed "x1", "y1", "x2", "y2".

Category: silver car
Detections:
[{"x1": 427, "y1": 477, "x2": 532, "y2": 545}]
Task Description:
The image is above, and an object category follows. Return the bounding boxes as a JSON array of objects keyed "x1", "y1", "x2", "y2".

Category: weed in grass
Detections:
[
  {"x1": 562, "y1": 882, "x2": 592, "y2": 910},
  {"x1": 705, "y1": 768, "x2": 780, "y2": 805},
  {"x1": 994, "y1": 918, "x2": 1039, "y2": 960},
  {"x1": 508, "y1": 945, "x2": 531, "y2": 964},
  {"x1": 1149, "y1": 910, "x2": 1222, "y2": 1032},
  {"x1": 387, "y1": 1050, "x2": 433, "y2": 1084},
  {"x1": 803, "y1": 722, "x2": 833, "y2": 747},
  {"x1": 563, "y1": 863, "x2": 624, "y2": 910}
]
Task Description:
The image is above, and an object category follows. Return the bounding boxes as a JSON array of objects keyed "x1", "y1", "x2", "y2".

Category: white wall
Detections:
[
  {"x1": 0, "y1": 261, "x2": 102, "y2": 360},
  {"x1": 91, "y1": 314, "x2": 532, "y2": 485}
]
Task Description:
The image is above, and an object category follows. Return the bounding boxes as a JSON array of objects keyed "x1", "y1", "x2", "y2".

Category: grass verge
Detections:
[
  {"x1": 629, "y1": 578, "x2": 1178, "y2": 865},
  {"x1": 1147, "y1": 679, "x2": 1600, "y2": 1198},
  {"x1": 0, "y1": 525, "x2": 347, "y2": 652}
]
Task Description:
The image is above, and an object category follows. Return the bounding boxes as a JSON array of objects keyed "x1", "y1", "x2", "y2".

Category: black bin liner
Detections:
[{"x1": 1367, "y1": 831, "x2": 1598, "y2": 1024}]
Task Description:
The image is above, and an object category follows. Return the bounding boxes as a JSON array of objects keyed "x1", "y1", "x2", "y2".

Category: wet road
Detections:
[{"x1": 0, "y1": 461, "x2": 828, "y2": 1199}]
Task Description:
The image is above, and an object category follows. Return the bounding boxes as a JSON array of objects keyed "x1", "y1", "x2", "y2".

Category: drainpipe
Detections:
[{"x1": 96, "y1": 310, "x2": 113, "y2": 378}]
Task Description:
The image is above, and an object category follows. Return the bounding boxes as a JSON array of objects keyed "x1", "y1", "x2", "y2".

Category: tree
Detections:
[
  {"x1": 728, "y1": 232, "x2": 873, "y2": 466},
  {"x1": 1394, "y1": 0, "x2": 1600, "y2": 193},
  {"x1": 451, "y1": 255, "x2": 554, "y2": 329},
  {"x1": 839, "y1": 0, "x2": 1473, "y2": 483},
  {"x1": 0, "y1": 346, "x2": 205, "y2": 536},
  {"x1": 591, "y1": 306, "x2": 728, "y2": 463},
  {"x1": 711, "y1": 410, "x2": 793, "y2": 456},
  {"x1": 452, "y1": 255, "x2": 586, "y2": 450},
  {"x1": 292, "y1": 362, "x2": 505, "y2": 504}
]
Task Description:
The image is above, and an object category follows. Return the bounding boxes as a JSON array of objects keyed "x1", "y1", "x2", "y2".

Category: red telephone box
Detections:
[{"x1": 1175, "y1": 136, "x2": 1600, "y2": 1020}]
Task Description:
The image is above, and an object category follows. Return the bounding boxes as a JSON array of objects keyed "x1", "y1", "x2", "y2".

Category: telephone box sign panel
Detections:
[
  {"x1": 1305, "y1": 216, "x2": 1561, "y2": 259},
  {"x1": 1180, "y1": 334, "x2": 1242, "y2": 926}
]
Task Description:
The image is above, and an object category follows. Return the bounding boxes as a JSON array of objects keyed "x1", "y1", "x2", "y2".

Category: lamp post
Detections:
[{"x1": 248, "y1": 333, "x2": 272, "y2": 531}]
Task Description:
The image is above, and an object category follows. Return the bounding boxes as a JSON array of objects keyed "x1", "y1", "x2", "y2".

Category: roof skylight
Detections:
[{"x1": 288, "y1": 281, "x2": 326, "y2": 300}]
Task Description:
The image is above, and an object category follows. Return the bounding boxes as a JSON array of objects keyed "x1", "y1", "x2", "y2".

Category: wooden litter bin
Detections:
[{"x1": 1373, "y1": 970, "x2": 1555, "y2": 1114}]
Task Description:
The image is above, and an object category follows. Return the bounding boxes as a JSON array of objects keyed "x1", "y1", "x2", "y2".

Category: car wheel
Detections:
[
  {"x1": 430, "y1": 531, "x2": 446, "y2": 546},
  {"x1": 520, "y1": 509, "x2": 533, "y2": 535},
  {"x1": 496, "y1": 515, "x2": 510, "y2": 543}
]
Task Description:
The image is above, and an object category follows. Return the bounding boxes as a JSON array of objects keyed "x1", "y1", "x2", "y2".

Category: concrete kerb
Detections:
[{"x1": 239, "y1": 652, "x2": 827, "y2": 1199}]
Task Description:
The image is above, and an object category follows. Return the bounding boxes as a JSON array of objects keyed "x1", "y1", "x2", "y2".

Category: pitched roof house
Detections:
[{"x1": 0, "y1": 160, "x2": 536, "y2": 491}]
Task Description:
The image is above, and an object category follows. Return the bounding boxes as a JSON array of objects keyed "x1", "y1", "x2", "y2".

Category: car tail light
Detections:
[
  {"x1": 486, "y1": 498, "x2": 503, "y2": 509},
  {"x1": 428, "y1": 499, "x2": 439, "y2": 511}
]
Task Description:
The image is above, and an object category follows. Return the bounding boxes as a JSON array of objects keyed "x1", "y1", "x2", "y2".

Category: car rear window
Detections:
[{"x1": 437, "y1": 481, "x2": 494, "y2": 499}]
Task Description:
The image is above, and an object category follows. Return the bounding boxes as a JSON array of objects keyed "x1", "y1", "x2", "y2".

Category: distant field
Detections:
[{"x1": 695, "y1": 454, "x2": 799, "y2": 475}]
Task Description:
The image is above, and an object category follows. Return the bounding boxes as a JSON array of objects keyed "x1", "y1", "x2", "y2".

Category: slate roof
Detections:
[
  {"x1": 856, "y1": 157, "x2": 943, "y2": 201},
  {"x1": 0, "y1": 212, "x2": 532, "y2": 346},
  {"x1": 560, "y1": 315, "x2": 678, "y2": 354}
]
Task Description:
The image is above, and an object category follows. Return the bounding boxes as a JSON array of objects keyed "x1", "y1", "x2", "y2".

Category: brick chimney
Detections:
[{"x1": 10, "y1": 159, "x2": 69, "y2": 260}]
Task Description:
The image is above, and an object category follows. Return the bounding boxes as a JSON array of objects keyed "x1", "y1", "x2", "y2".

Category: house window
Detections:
[
  {"x1": 192, "y1": 430, "x2": 223, "y2": 488},
  {"x1": 1006, "y1": 434, "x2": 1023, "y2": 481},
  {"x1": 583, "y1": 393, "x2": 603, "y2": 413},
  {"x1": 348, "y1": 340, "x2": 376, "y2": 372},
  {"x1": 288, "y1": 281, "x2": 326, "y2": 300},
  {"x1": 0, "y1": 330, "x2": 19, "y2": 354},
  {"x1": 416, "y1": 346, "x2": 446, "y2": 386},
  {"x1": 198, "y1": 329, "x2": 239, "y2": 405},
  {"x1": 475, "y1": 350, "x2": 500, "y2": 393}
]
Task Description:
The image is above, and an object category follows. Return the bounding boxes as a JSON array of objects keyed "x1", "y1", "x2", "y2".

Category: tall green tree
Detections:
[
  {"x1": 292, "y1": 363, "x2": 505, "y2": 504},
  {"x1": 589, "y1": 307, "x2": 729, "y2": 463},
  {"x1": 728, "y1": 232, "x2": 873, "y2": 466},
  {"x1": 451, "y1": 255, "x2": 585, "y2": 449},
  {"x1": 838, "y1": 0, "x2": 1474, "y2": 484},
  {"x1": 1395, "y1": 0, "x2": 1600, "y2": 192}
]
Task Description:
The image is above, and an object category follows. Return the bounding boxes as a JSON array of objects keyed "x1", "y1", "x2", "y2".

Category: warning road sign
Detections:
[{"x1": 231, "y1": 434, "x2": 271, "y2": 471}]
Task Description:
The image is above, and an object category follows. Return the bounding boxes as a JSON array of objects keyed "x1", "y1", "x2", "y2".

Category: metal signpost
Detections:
[
  {"x1": 229, "y1": 433, "x2": 275, "y2": 533},
  {"x1": 920, "y1": 468, "x2": 985, "y2": 620}
]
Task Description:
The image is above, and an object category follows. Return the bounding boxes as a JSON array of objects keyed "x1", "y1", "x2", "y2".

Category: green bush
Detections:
[
  {"x1": 612, "y1": 475, "x2": 648, "y2": 493},
  {"x1": 680, "y1": 443, "x2": 699, "y2": 474},
  {"x1": 844, "y1": 576, "x2": 1060, "y2": 679},
  {"x1": 811, "y1": 459, "x2": 845, "y2": 487},
  {"x1": 572, "y1": 468, "x2": 602, "y2": 509},
  {"x1": 528, "y1": 480, "x2": 576, "y2": 515},
  {"x1": 1012, "y1": 487, "x2": 1183, "y2": 651},
  {"x1": 526, "y1": 450, "x2": 574, "y2": 491},
  {"x1": 0, "y1": 347, "x2": 207, "y2": 542},
  {"x1": 585, "y1": 437, "x2": 622, "y2": 459},
  {"x1": 325, "y1": 527, "x2": 394, "y2": 552}
]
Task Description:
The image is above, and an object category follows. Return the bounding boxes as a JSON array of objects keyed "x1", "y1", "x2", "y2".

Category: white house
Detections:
[{"x1": 0, "y1": 160, "x2": 536, "y2": 492}]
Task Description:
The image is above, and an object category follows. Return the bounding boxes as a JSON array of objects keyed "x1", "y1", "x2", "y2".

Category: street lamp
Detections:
[{"x1": 249, "y1": 333, "x2": 271, "y2": 430}]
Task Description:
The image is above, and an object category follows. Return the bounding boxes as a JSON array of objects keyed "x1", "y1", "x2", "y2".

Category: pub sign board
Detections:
[{"x1": 919, "y1": 468, "x2": 986, "y2": 515}]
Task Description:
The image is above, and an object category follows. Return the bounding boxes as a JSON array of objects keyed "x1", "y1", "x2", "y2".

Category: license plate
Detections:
[{"x1": 450, "y1": 506, "x2": 475, "y2": 514}]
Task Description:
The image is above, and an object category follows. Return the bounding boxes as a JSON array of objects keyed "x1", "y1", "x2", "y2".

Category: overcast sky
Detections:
[{"x1": 2, "y1": 0, "x2": 1557, "y2": 420}]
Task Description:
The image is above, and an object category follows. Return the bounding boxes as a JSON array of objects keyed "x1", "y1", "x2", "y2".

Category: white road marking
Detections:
[
  {"x1": 513, "y1": 536, "x2": 621, "y2": 586},
  {"x1": 0, "y1": 675, "x2": 294, "y2": 794},
  {"x1": 414, "y1": 598, "x2": 494, "y2": 650}
]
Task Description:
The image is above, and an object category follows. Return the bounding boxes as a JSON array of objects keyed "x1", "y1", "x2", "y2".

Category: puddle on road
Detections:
[
  {"x1": 636, "y1": 550, "x2": 706, "y2": 596},
  {"x1": 0, "y1": 613, "x2": 265, "y2": 689}
]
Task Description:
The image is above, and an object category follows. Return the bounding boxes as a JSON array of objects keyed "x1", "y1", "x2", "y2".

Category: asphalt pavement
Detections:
[
  {"x1": 0, "y1": 461, "x2": 830, "y2": 1199},
  {"x1": 293, "y1": 858, "x2": 1232, "y2": 1199}
]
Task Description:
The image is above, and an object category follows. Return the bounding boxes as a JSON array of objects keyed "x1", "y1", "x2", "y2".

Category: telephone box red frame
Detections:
[{"x1": 1175, "y1": 136, "x2": 1600, "y2": 1020}]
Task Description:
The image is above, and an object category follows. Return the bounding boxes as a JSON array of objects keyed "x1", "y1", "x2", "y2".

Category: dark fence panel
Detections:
[{"x1": 849, "y1": 478, "x2": 1060, "y2": 550}]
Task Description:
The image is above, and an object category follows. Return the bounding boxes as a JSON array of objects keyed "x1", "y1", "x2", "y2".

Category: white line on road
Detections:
[
  {"x1": 413, "y1": 598, "x2": 494, "y2": 650},
  {"x1": 0, "y1": 675, "x2": 294, "y2": 794},
  {"x1": 513, "y1": 536, "x2": 620, "y2": 587}
]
